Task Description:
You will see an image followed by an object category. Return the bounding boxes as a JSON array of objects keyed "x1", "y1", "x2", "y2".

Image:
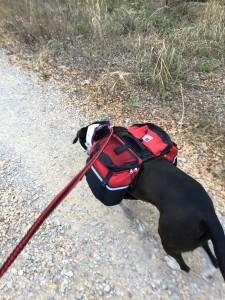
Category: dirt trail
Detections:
[{"x1": 0, "y1": 50, "x2": 225, "y2": 300}]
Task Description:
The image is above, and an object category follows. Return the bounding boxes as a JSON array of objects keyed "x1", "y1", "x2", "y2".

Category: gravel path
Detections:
[{"x1": 0, "y1": 50, "x2": 225, "y2": 300}]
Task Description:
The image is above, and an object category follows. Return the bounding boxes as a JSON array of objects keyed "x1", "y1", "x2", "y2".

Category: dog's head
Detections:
[{"x1": 73, "y1": 120, "x2": 111, "y2": 152}]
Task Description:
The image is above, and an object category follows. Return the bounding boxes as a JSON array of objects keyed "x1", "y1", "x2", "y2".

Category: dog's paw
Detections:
[
  {"x1": 201, "y1": 266, "x2": 217, "y2": 281},
  {"x1": 181, "y1": 265, "x2": 190, "y2": 273}
]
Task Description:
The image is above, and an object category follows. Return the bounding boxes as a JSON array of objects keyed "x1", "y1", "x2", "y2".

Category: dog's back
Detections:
[{"x1": 130, "y1": 157, "x2": 225, "y2": 280}]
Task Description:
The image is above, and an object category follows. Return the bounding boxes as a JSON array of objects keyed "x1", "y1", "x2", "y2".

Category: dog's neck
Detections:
[{"x1": 95, "y1": 127, "x2": 110, "y2": 140}]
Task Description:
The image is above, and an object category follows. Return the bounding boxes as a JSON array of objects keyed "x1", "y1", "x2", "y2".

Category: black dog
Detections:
[{"x1": 73, "y1": 121, "x2": 225, "y2": 281}]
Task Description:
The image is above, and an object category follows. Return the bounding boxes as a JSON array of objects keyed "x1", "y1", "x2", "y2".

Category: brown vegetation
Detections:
[
  {"x1": 0, "y1": 0, "x2": 224, "y2": 89},
  {"x1": 0, "y1": 0, "x2": 224, "y2": 176}
]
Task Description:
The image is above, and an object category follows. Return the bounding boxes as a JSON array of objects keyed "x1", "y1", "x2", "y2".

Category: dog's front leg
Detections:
[{"x1": 118, "y1": 202, "x2": 135, "y2": 221}]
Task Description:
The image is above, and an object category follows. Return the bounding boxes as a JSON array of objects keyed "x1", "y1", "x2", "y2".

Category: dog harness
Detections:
[{"x1": 85, "y1": 123, "x2": 178, "y2": 206}]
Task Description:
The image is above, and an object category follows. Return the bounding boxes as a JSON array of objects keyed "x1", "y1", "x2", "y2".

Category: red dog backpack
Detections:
[
  {"x1": 85, "y1": 124, "x2": 178, "y2": 206},
  {"x1": 85, "y1": 131, "x2": 142, "y2": 206},
  {"x1": 128, "y1": 123, "x2": 178, "y2": 165}
]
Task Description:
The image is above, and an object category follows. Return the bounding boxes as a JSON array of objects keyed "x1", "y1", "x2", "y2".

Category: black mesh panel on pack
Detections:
[{"x1": 96, "y1": 136, "x2": 140, "y2": 170}]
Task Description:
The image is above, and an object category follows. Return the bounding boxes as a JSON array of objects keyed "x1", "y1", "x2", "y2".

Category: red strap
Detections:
[{"x1": 0, "y1": 127, "x2": 114, "y2": 278}]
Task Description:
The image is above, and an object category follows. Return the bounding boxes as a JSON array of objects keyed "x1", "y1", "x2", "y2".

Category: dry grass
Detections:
[
  {"x1": 0, "y1": 0, "x2": 224, "y2": 92},
  {"x1": 0, "y1": 0, "x2": 114, "y2": 41},
  {"x1": 0, "y1": 0, "x2": 224, "y2": 173}
]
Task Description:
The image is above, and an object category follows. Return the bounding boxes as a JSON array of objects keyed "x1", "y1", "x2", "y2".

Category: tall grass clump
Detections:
[
  {"x1": 170, "y1": 1, "x2": 225, "y2": 68},
  {"x1": 0, "y1": 0, "x2": 111, "y2": 42}
]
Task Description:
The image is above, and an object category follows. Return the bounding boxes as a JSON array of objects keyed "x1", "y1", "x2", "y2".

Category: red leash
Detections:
[{"x1": 0, "y1": 127, "x2": 114, "y2": 278}]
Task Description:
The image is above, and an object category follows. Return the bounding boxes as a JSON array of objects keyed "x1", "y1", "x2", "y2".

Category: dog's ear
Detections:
[{"x1": 73, "y1": 127, "x2": 88, "y2": 144}]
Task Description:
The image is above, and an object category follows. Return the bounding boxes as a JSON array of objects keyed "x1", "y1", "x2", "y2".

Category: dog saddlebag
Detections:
[
  {"x1": 85, "y1": 133, "x2": 142, "y2": 206},
  {"x1": 128, "y1": 123, "x2": 178, "y2": 165}
]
